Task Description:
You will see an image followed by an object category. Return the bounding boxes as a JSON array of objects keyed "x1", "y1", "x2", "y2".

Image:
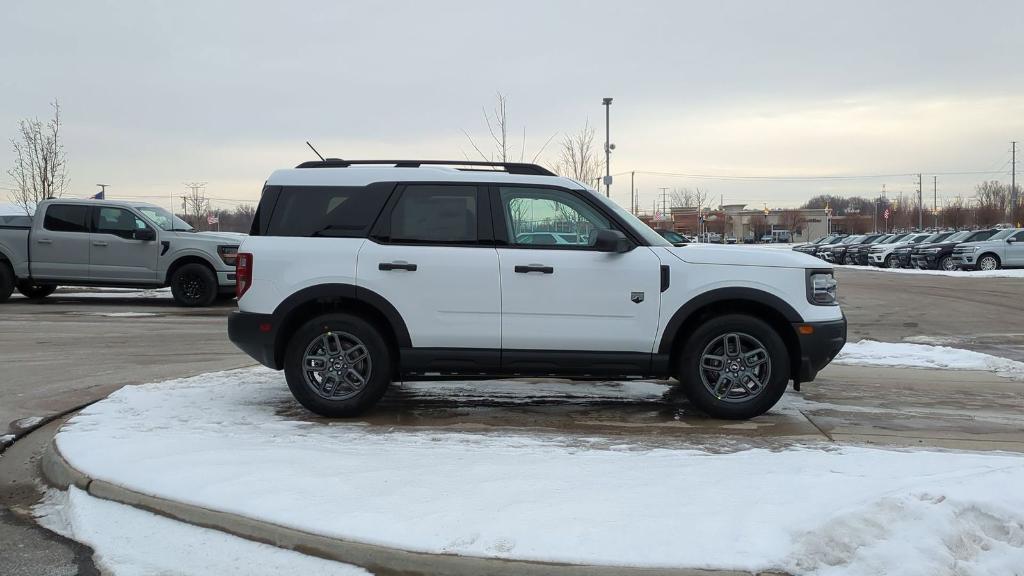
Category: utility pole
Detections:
[
  {"x1": 659, "y1": 187, "x2": 669, "y2": 221},
  {"x1": 1012, "y1": 141, "x2": 1018, "y2": 225},
  {"x1": 630, "y1": 171, "x2": 635, "y2": 215},
  {"x1": 916, "y1": 174, "x2": 923, "y2": 230},
  {"x1": 933, "y1": 176, "x2": 938, "y2": 229},
  {"x1": 602, "y1": 97, "x2": 613, "y2": 197}
]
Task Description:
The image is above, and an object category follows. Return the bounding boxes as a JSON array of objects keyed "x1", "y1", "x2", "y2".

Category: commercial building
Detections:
[{"x1": 640, "y1": 205, "x2": 831, "y2": 242}]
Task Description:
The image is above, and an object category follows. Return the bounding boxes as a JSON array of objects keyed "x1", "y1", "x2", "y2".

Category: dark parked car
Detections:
[
  {"x1": 817, "y1": 235, "x2": 867, "y2": 263},
  {"x1": 792, "y1": 234, "x2": 841, "y2": 255},
  {"x1": 829, "y1": 234, "x2": 884, "y2": 265},
  {"x1": 910, "y1": 229, "x2": 998, "y2": 271},
  {"x1": 892, "y1": 231, "x2": 956, "y2": 268},
  {"x1": 846, "y1": 233, "x2": 895, "y2": 265}
]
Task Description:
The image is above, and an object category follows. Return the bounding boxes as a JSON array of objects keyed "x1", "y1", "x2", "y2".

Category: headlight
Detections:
[
  {"x1": 807, "y1": 271, "x2": 838, "y2": 306},
  {"x1": 217, "y1": 245, "x2": 239, "y2": 266},
  {"x1": 925, "y1": 247, "x2": 942, "y2": 253}
]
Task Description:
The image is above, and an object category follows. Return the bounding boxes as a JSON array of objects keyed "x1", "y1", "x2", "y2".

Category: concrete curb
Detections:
[{"x1": 41, "y1": 437, "x2": 784, "y2": 576}]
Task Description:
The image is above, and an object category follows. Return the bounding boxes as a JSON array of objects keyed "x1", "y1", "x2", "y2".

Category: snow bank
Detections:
[
  {"x1": 837, "y1": 340, "x2": 1024, "y2": 380},
  {"x1": 53, "y1": 368, "x2": 1024, "y2": 574},
  {"x1": 34, "y1": 488, "x2": 368, "y2": 576}
]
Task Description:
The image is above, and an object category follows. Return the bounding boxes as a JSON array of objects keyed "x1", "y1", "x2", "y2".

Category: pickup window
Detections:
[
  {"x1": 43, "y1": 204, "x2": 90, "y2": 233},
  {"x1": 95, "y1": 207, "x2": 150, "y2": 239}
]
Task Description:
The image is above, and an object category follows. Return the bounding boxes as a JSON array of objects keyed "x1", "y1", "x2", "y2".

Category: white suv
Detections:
[{"x1": 228, "y1": 160, "x2": 846, "y2": 420}]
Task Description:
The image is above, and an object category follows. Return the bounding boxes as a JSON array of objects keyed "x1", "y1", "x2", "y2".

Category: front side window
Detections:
[
  {"x1": 43, "y1": 204, "x2": 90, "y2": 233},
  {"x1": 95, "y1": 207, "x2": 150, "y2": 239},
  {"x1": 500, "y1": 187, "x2": 609, "y2": 248},
  {"x1": 389, "y1": 185, "x2": 477, "y2": 243}
]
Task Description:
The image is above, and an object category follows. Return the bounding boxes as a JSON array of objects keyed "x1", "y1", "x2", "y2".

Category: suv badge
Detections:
[{"x1": 630, "y1": 291, "x2": 644, "y2": 304}]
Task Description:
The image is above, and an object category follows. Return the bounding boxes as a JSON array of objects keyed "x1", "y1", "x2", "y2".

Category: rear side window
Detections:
[
  {"x1": 388, "y1": 185, "x2": 478, "y2": 243},
  {"x1": 43, "y1": 204, "x2": 90, "y2": 233},
  {"x1": 265, "y1": 185, "x2": 391, "y2": 237}
]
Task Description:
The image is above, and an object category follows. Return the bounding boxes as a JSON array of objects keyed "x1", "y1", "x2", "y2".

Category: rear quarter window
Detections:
[{"x1": 264, "y1": 184, "x2": 393, "y2": 237}]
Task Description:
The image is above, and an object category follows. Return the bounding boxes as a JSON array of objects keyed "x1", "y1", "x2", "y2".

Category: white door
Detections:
[
  {"x1": 494, "y1": 186, "x2": 663, "y2": 352},
  {"x1": 355, "y1": 184, "x2": 500, "y2": 349}
]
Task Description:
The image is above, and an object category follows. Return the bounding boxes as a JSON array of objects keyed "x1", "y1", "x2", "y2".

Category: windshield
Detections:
[
  {"x1": 885, "y1": 234, "x2": 908, "y2": 244},
  {"x1": 585, "y1": 188, "x2": 671, "y2": 247},
  {"x1": 945, "y1": 231, "x2": 970, "y2": 242},
  {"x1": 841, "y1": 235, "x2": 864, "y2": 244},
  {"x1": 988, "y1": 228, "x2": 1016, "y2": 241},
  {"x1": 136, "y1": 206, "x2": 193, "y2": 232},
  {"x1": 658, "y1": 230, "x2": 687, "y2": 243}
]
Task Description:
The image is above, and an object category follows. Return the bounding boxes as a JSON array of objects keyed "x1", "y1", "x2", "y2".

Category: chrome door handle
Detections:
[{"x1": 92, "y1": 241, "x2": 109, "y2": 247}]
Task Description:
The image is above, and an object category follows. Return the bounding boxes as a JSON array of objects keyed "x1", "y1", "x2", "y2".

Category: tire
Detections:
[
  {"x1": 16, "y1": 282, "x2": 57, "y2": 299},
  {"x1": 0, "y1": 263, "x2": 14, "y2": 303},
  {"x1": 284, "y1": 313, "x2": 392, "y2": 418},
  {"x1": 977, "y1": 254, "x2": 1000, "y2": 271},
  {"x1": 885, "y1": 255, "x2": 899, "y2": 268},
  {"x1": 677, "y1": 314, "x2": 790, "y2": 420},
  {"x1": 170, "y1": 263, "x2": 218, "y2": 307},
  {"x1": 939, "y1": 256, "x2": 957, "y2": 271}
]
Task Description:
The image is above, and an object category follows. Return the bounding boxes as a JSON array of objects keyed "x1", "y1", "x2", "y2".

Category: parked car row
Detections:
[{"x1": 793, "y1": 228, "x2": 1024, "y2": 270}]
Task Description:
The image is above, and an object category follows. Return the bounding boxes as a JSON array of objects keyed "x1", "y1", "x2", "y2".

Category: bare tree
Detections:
[
  {"x1": 463, "y1": 92, "x2": 554, "y2": 165},
  {"x1": 670, "y1": 188, "x2": 695, "y2": 208},
  {"x1": 552, "y1": 121, "x2": 603, "y2": 186},
  {"x1": 779, "y1": 209, "x2": 806, "y2": 236},
  {"x1": 7, "y1": 100, "x2": 68, "y2": 215}
]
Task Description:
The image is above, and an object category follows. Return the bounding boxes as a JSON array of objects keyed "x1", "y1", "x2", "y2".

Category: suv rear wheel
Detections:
[
  {"x1": 678, "y1": 314, "x2": 790, "y2": 419},
  {"x1": 284, "y1": 313, "x2": 392, "y2": 417},
  {"x1": 16, "y1": 282, "x2": 57, "y2": 299},
  {"x1": 170, "y1": 263, "x2": 218, "y2": 307},
  {"x1": 977, "y1": 254, "x2": 1000, "y2": 271}
]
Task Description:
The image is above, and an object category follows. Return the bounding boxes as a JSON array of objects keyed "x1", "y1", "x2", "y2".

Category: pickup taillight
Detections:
[{"x1": 236, "y1": 253, "x2": 253, "y2": 298}]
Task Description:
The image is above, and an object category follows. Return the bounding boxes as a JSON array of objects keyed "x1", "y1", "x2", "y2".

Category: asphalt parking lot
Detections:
[{"x1": 0, "y1": 269, "x2": 1021, "y2": 440}]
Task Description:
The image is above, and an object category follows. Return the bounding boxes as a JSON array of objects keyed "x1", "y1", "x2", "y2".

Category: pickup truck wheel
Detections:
[
  {"x1": 170, "y1": 263, "x2": 218, "y2": 307},
  {"x1": 678, "y1": 314, "x2": 790, "y2": 420},
  {"x1": 16, "y1": 282, "x2": 57, "y2": 299},
  {"x1": 0, "y1": 264, "x2": 14, "y2": 303},
  {"x1": 284, "y1": 313, "x2": 392, "y2": 417}
]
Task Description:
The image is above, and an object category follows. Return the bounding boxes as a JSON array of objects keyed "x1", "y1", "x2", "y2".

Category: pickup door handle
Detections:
[
  {"x1": 378, "y1": 262, "x2": 417, "y2": 272},
  {"x1": 36, "y1": 239, "x2": 52, "y2": 244},
  {"x1": 514, "y1": 264, "x2": 554, "y2": 274},
  {"x1": 92, "y1": 241, "x2": 109, "y2": 247}
]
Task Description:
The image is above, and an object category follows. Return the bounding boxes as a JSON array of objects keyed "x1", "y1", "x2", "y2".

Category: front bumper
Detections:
[
  {"x1": 910, "y1": 254, "x2": 935, "y2": 269},
  {"x1": 228, "y1": 311, "x2": 279, "y2": 369},
  {"x1": 955, "y1": 253, "x2": 975, "y2": 268},
  {"x1": 868, "y1": 253, "x2": 886, "y2": 265},
  {"x1": 794, "y1": 317, "x2": 847, "y2": 384},
  {"x1": 894, "y1": 252, "x2": 913, "y2": 267}
]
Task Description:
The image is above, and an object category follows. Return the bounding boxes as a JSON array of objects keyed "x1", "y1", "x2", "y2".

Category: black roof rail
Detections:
[{"x1": 293, "y1": 159, "x2": 556, "y2": 176}]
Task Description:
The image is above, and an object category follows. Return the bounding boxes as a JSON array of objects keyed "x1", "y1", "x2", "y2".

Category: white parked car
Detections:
[
  {"x1": 868, "y1": 232, "x2": 932, "y2": 268},
  {"x1": 228, "y1": 160, "x2": 846, "y2": 420}
]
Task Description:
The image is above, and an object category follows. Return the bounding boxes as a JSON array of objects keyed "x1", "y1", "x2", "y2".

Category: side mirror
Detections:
[
  {"x1": 1007, "y1": 237, "x2": 1018, "y2": 244},
  {"x1": 134, "y1": 228, "x2": 156, "y2": 241},
  {"x1": 593, "y1": 229, "x2": 631, "y2": 253}
]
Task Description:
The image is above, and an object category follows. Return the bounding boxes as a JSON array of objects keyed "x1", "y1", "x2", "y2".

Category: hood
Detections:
[
  {"x1": 914, "y1": 241, "x2": 955, "y2": 250},
  {"x1": 667, "y1": 245, "x2": 827, "y2": 269},
  {"x1": 166, "y1": 230, "x2": 245, "y2": 244}
]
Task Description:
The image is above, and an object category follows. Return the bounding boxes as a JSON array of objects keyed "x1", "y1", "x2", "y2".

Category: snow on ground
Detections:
[
  {"x1": 53, "y1": 367, "x2": 1024, "y2": 575},
  {"x1": 34, "y1": 487, "x2": 368, "y2": 576},
  {"x1": 13, "y1": 416, "x2": 44, "y2": 429},
  {"x1": 10, "y1": 287, "x2": 174, "y2": 300},
  {"x1": 837, "y1": 339, "x2": 1024, "y2": 380},
  {"x1": 836, "y1": 263, "x2": 1024, "y2": 278}
]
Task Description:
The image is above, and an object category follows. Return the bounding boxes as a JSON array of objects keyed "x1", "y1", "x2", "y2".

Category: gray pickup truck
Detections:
[{"x1": 0, "y1": 199, "x2": 239, "y2": 306}]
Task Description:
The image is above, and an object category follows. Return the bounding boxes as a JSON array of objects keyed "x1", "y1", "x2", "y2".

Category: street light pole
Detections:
[{"x1": 602, "y1": 97, "x2": 613, "y2": 197}]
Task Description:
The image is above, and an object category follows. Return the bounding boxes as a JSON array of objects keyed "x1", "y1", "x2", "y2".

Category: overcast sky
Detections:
[{"x1": 2, "y1": 0, "x2": 1022, "y2": 212}]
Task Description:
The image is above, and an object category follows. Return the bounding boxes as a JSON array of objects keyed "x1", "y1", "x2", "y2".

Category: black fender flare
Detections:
[
  {"x1": 658, "y1": 287, "x2": 803, "y2": 354},
  {"x1": 272, "y1": 283, "x2": 412, "y2": 349}
]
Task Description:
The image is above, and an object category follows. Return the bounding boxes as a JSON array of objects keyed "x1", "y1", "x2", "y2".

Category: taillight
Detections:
[{"x1": 236, "y1": 252, "x2": 253, "y2": 298}]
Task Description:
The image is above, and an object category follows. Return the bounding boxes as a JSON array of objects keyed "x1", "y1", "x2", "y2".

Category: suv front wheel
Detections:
[
  {"x1": 678, "y1": 314, "x2": 790, "y2": 419},
  {"x1": 284, "y1": 313, "x2": 392, "y2": 417}
]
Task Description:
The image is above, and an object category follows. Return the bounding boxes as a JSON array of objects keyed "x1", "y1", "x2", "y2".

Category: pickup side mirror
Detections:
[
  {"x1": 593, "y1": 229, "x2": 631, "y2": 253},
  {"x1": 134, "y1": 227, "x2": 156, "y2": 241}
]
